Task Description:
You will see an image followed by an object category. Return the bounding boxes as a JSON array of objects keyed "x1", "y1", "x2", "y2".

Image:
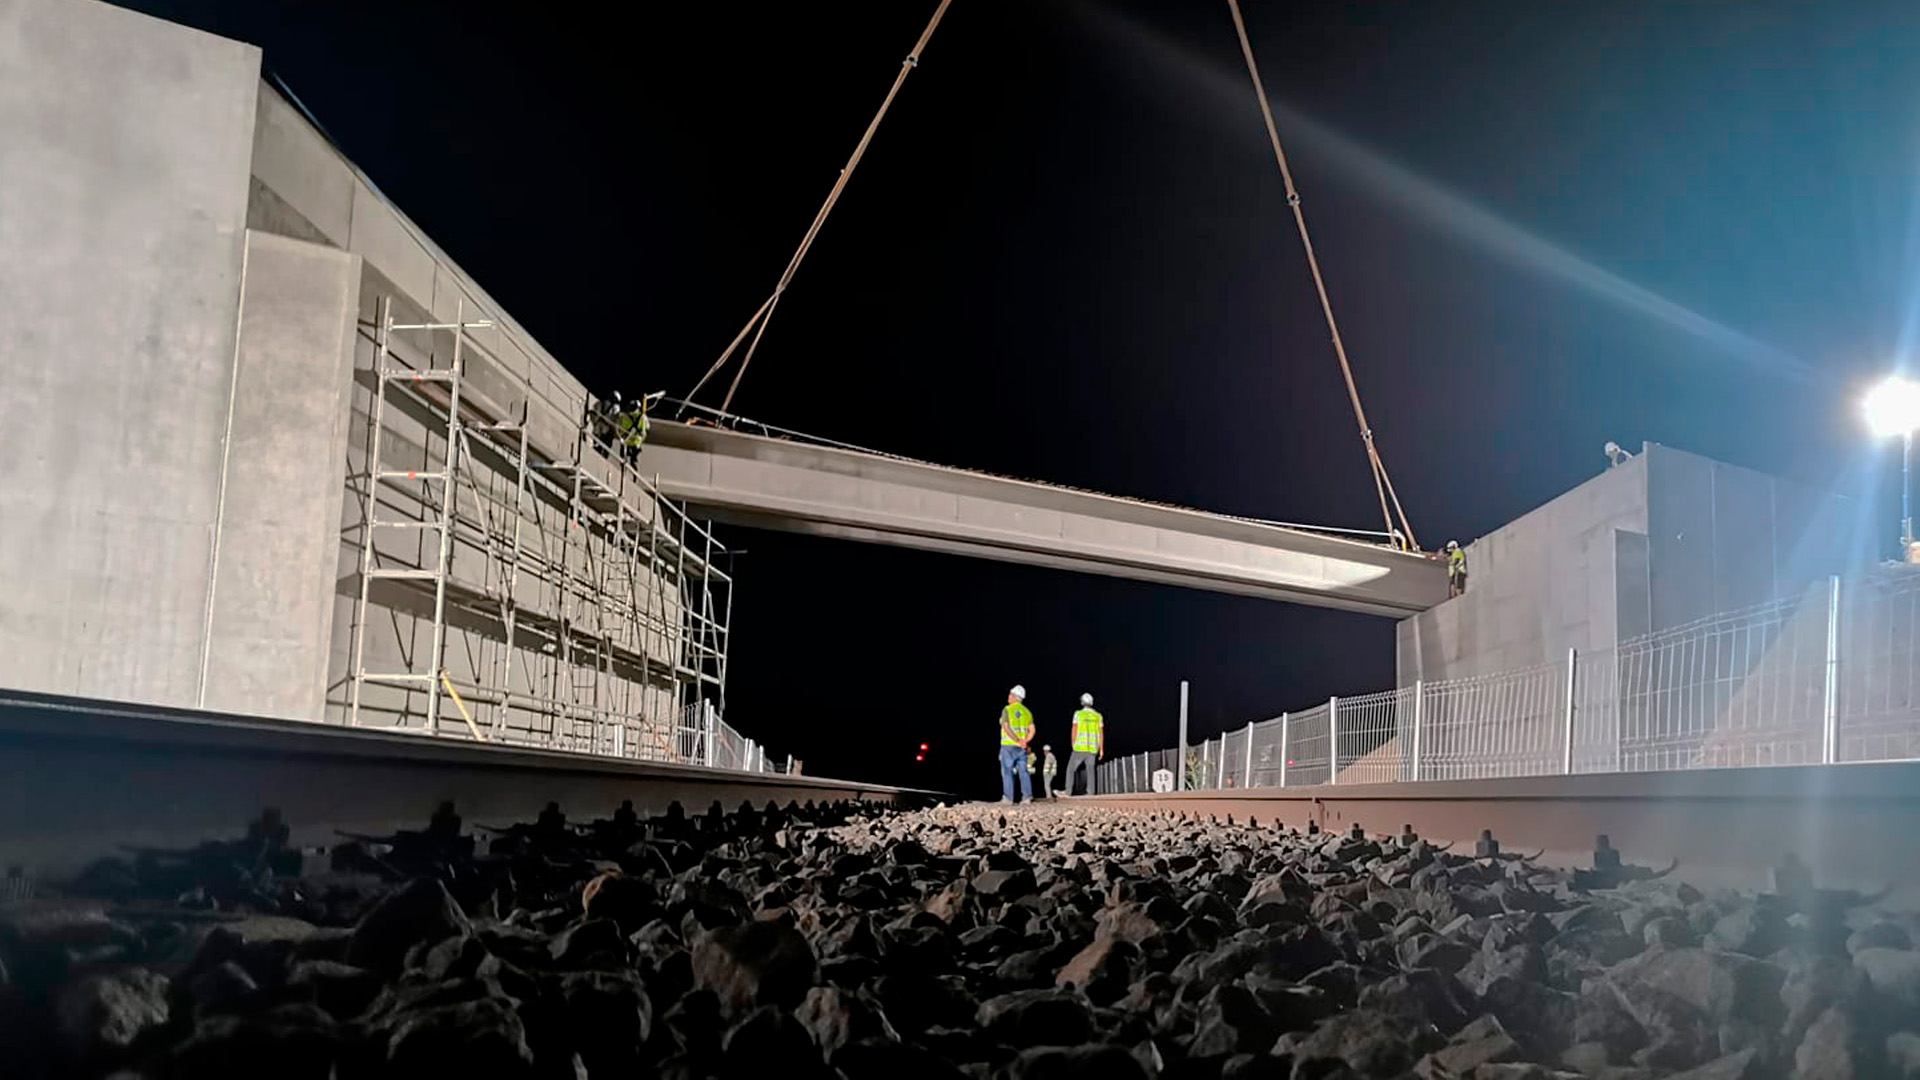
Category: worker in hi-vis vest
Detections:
[
  {"x1": 1064, "y1": 693, "x2": 1103, "y2": 796},
  {"x1": 998, "y1": 685, "x2": 1034, "y2": 804}
]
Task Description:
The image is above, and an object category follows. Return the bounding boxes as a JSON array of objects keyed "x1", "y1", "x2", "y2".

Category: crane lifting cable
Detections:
[
  {"x1": 680, "y1": 0, "x2": 953, "y2": 419},
  {"x1": 1224, "y1": 0, "x2": 1421, "y2": 553}
]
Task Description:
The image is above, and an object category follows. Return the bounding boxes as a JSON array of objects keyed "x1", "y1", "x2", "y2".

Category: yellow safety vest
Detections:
[
  {"x1": 1072, "y1": 708, "x2": 1103, "y2": 752},
  {"x1": 1001, "y1": 703, "x2": 1033, "y2": 747}
]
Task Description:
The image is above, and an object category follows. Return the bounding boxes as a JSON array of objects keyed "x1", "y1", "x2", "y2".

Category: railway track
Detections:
[
  {"x1": 0, "y1": 689, "x2": 934, "y2": 887},
  {"x1": 4, "y1": 691, "x2": 1919, "y2": 1078},
  {"x1": 1081, "y1": 762, "x2": 1920, "y2": 894},
  {"x1": 6, "y1": 685, "x2": 1915, "y2": 896}
]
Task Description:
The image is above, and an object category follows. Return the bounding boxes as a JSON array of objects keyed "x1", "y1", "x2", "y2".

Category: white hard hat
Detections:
[
  {"x1": 1009, "y1": 685, "x2": 1026, "y2": 700},
  {"x1": 1080, "y1": 692, "x2": 1093, "y2": 706},
  {"x1": 1445, "y1": 540, "x2": 1459, "y2": 550}
]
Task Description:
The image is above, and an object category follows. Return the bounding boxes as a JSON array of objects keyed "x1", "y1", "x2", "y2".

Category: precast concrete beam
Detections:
[{"x1": 644, "y1": 422, "x2": 1448, "y2": 616}]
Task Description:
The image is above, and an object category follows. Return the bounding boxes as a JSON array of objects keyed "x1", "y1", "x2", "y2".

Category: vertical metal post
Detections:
[
  {"x1": 1823, "y1": 575, "x2": 1841, "y2": 764},
  {"x1": 1243, "y1": 720, "x2": 1255, "y2": 788},
  {"x1": 1410, "y1": 680, "x2": 1424, "y2": 782},
  {"x1": 494, "y1": 420, "x2": 529, "y2": 739},
  {"x1": 1328, "y1": 696, "x2": 1340, "y2": 785},
  {"x1": 717, "y1": 555, "x2": 734, "y2": 720},
  {"x1": 1177, "y1": 680, "x2": 1190, "y2": 791},
  {"x1": 421, "y1": 301, "x2": 468, "y2": 737},
  {"x1": 1563, "y1": 647, "x2": 1578, "y2": 774},
  {"x1": 1904, "y1": 431, "x2": 1914, "y2": 551},
  {"x1": 1201, "y1": 736, "x2": 1211, "y2": 789},
  {"x1": 348, "y1": 300, "x2": 395, "y2": 729},
  {"x1": 1279, "y1": 712, "x2": 1290, "y2": 788},
  {"x1": 703, "y1": 700, "x2": 716, "y2": 768}
]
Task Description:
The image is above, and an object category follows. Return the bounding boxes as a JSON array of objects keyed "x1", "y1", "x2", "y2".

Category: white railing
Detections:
[
  {"x1": 1096, "y1": 570, "x2": 1920, "y2": 794},
  {"x1": 661, "y1": 699, "x2": 786, "y2": 775}
]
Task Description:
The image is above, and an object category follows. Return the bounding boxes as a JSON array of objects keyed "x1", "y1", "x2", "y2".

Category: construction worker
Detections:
[
  {"x1": 614, "y1": 391, "x2": 663, "y2": 464},
  {"x1": 593, "y1": 393, "x2": 621, "y2": 450},
  {"x1": 1445, "y1": 540, "x2": 1467, "y2": 598},
  {"x1": 1041, "y1": 744, "x2": 1059, "y2": 799},
  {"x1": 998, "y1": 685, "x2": 1034, "y2": 804},
  {"x1": 1064, "y1": 693, "x2": 1102, "y2": 796}
]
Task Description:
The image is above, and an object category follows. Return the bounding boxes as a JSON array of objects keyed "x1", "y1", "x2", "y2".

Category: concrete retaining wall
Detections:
[
  {"x1": 0, "y1": 0, "x2": 699, "y2": 743},
  {"x1": 0, "y1": 0, "x2": 259, "y2": 709},
  {"x1": 1399, "y1": 444, "x2": 1868, "y2": 687}
]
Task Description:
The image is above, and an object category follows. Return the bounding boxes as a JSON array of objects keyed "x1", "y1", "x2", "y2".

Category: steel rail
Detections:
[
  {"x1": 1078, "y1": 762, "x2": 1920, "y2": 892},
  {"x1": 0, "y1": 689, "x2": 940, "y2": 882}
]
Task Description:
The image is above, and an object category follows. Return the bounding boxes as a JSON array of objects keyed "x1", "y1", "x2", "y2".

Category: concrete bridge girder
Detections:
[{"x1": 643, "y1": 423, "x2": 1448, "y2": 617}]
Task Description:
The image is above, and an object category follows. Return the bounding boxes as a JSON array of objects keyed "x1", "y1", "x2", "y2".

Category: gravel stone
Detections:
[{"x1": 17, "y1": 798, "x2": 1905, "y2": 1080}]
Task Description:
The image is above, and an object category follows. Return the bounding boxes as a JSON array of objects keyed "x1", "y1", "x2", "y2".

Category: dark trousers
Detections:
[{"x1": 1065, "y1": 751, "x2": 1096, "y2": 795}]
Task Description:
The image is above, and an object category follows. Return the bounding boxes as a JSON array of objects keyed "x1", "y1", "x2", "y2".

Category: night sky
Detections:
[{"x1": 122, "y1": 0, "x2": 1920, "y2": 794}]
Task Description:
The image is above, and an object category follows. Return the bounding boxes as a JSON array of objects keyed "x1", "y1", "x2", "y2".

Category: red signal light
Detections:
[
  {"x1": 919, "y1": 742, "x2": 929, "y2": 752},
  {"x1": 914, "y1": 753, "x2": 925, "y2": 762}
]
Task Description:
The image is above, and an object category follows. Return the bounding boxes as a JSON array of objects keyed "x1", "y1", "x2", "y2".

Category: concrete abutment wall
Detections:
[{"x1": 0, "y1": 0, "x2": 710, "y2": 747}]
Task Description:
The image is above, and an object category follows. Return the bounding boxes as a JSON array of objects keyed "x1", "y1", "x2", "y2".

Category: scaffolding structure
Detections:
[{"x1": 342, "y1": 297, "x2": 730, "y2": 762}]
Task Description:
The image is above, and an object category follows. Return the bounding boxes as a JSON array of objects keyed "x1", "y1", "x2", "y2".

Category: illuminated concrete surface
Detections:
[{"x1": 644, "y1": 421, "x2": 1450, "y2": 617}]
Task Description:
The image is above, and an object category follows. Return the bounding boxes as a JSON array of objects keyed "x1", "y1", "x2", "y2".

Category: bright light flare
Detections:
[{"x1": 1864, "y1": 376, "x2": 1920, "y2": 438}]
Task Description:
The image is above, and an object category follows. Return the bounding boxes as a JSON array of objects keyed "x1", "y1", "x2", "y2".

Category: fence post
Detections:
[
  {"x1": 1279, "y1": 713, "x2": 1290, "y2": 788},
  {"x1": 1410, "y1": 680, "x2": 1424, "y2": 782},
  {"x1": 1563, "y1": 647, "x2": 1578, "y2": 775},
  {"x1": 1823, "y1": 574, "x2": 1841, "y2": 764},
  {"x1": 1177, "y1": 681, "x2": 1190, "y2": 791},
  {"x1": 1244, "y1": 720, "x2": 1255, "y2": 788},
  {"x1": 703, "y1": 702, "x2": 715, "y2": 768},
  {"x1": 1201, "y1": 736, "x2": 1211, "y2": 789},
  {"x1": 1328, "y1": 696, "x2": 1340, "y2": 785}
]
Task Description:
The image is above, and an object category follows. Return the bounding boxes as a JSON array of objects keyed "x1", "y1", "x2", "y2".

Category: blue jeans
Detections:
[{"x1": 999, "y1": 745, "x2": 1032, "y2": 802}]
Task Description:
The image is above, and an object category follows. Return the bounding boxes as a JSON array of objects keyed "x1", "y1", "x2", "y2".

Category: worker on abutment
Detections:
[
  {"x1": 1446, "y1": 540, "x2": 1468, "y2": 598},
  {"x1": 1041, "y1": 744, "x2": 1059, "y2": 799},
  {"x1": 1065, "y1": 692, "x2": 1103, "y2": 796},
  {"x1": 998, "y1": 685, "x2": 1034, "y2": 804},
  {"x1": 615, "y1": 390, "x2": 663, "y2": 464}
]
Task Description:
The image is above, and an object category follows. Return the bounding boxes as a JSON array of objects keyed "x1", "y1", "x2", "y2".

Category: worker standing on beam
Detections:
[
  {"x1": 1445, "y1": 540, "x2": 1468, "y2": 598},
  {"x1": 615, "y1": 391, "x2": 663, "y2": 465},
  {"x1": 998, "y1": 685, "x2": 1034, "y2": 804},
  {"x1": 1064, "y1": 693, "x2": 1103, "y2": 796}
]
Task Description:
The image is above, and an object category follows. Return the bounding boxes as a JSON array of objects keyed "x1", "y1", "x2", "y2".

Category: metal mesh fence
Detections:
[
  {"x1": 1420, "y1": 662, "x2": 1563, "y2": 781},
  {"x1": 1110, "y1": 570, "x2": 1920, "y2": 794}
]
